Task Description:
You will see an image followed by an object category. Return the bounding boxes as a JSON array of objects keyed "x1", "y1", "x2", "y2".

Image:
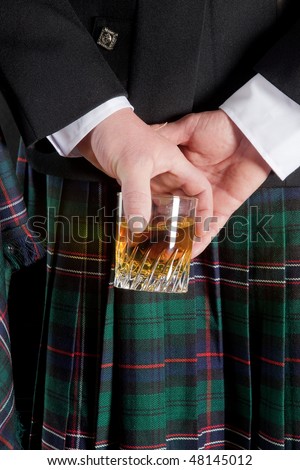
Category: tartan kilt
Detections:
[
  {"x1": 18, "y1": 154, "x2": 300, "y2": 450},
  {"x1": 0, "y1": 142, "x2": 45, "y2": 450}
]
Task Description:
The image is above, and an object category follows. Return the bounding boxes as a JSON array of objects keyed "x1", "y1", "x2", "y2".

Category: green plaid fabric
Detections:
[
  {"x1": 0, "y1": 142, "x2": 45, "y2": 450},
  {"x1": 16, "y1": 149, "x2": 300, "y2": 450}
]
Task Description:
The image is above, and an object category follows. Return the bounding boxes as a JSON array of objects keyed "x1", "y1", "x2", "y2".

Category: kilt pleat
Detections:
[
  {"x1": 0, "y1": 283, "x2": 22, "y2": 450},
  {"x1": 248, "y1": 189, "x2": 287, "y2": 449},
  {"x1": 15, "y1": 154, "x2": 300, "y2": 450},
  {"x1": 195, "y1": 201, "x2": 252, "y2": 450},
  {"x1": 0, "y1": 142, "x2": 45, "y2": 450}
]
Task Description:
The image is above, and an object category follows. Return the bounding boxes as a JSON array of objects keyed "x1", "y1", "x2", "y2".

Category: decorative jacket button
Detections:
[{"x1": 97, "y1": 27, "x2": 118, "y2": 51}]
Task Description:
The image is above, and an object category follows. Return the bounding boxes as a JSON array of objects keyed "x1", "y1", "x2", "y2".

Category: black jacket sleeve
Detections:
[
  {"x1": 255, "y1": 18, "x2": 300, "y2": 105},
  {"x1": 0, "y1": 0, "x2": 125, "y2": 146}
]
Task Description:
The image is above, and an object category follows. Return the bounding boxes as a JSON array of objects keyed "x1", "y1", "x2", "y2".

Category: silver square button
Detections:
[{"x1": 97, "y1": 27, "x2": 118, "y2": 51}]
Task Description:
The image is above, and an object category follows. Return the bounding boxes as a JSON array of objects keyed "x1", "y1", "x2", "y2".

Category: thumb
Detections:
[
  {"x1": 152, "y1": 115, "x2": 192, "y2": 145},
  {"x1": 151, "y1": 119, "x2": 187, "y2": 145},
  {"x1": 120, "y1": 171, "x2": 152, "y2": 233}
]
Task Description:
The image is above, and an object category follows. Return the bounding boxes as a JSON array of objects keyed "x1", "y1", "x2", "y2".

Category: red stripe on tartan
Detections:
[
  {"x1": 45, "y1": 344, "x2": 113, "y2": 368},
  {"x1": 197, "y1": 352, "x2": 250, "y2": 366},
  {"x1": 95, "y1": 439, "x2": 109, "y2": 446},
  {"x1": 0, "y1": 435, "x2": 14, "y2": 450},
  {"x1": 101, "y1": 362, "x2": 113, "y2": 368},
  {"x1": 167, "y1": 433, "x2": 198, "y2": 438},
  {"x1": 0, "y1": 179, "x2": 21, "y2": 221},
  {"x1": 43, "y1": 422, "x2": 66, "y2": 437},
  {"x1": 192, "y1": 279, "x2": 248, "y2": 290},
  {"x1": 42, "y1": 442, "x2": 55, "y2": 450},
  {"x1": 259, "y1": 430, "x2": 284, "y2": 444},
  {"x1": 200, "y1": 258, "x2": 300, "y2": 267},
  {"x1": 47, "y1": 345, "x2": 98, "y2": 358},
  {"x1": 197, "y1": 352, "x2": 223, "y2": 358},
  {"x1": 122, "y1": 443, "x2": 166, "y2": 449},
  {"x1": 47, "y1": 247, "x2": 109, "y2": 260},
  {"x1": 22, "y1": 221, "x2": 41, "y2": 259},
  {"x1": 0, "y1": 304, "x2": 8, "y2": 321},
  {"x1": 203, "y1": 443, "x2": 222, "y2": 449},
  {"x1": 286, "y1": 358, "x2": 300, "y2": 363},
  {"x1": 204, "y1": 442, "x2": 242, "y2": 450},
  {"x1": 0, "y1": 192, "x2": 20, "y2": 208},
  {"x1": 199, "y1": 424, "x2": 225, "y2": 432},
  {"x1": 17, "y1": 157, "x2": 27, "y2": 163},
  {"x1": 258, "y1": 356, "x2": 284, "y2": 367},
  {"x1": 251, "y1": 282, "x2": 285, "y2": 288},
  {"x1": 119, "y1": 363, "x2": 165, "y2": 369},
  {"x1": 199, "y1": 259, "x2": 248, "y2": 269},
  {"x1": 165, "y1": 358, "x2": 197, "y2": 363},
  {"x1": 198, "y1": 424, "x2": 250, "y2": 438},
  {"x1": 46, "y1": 268, "x2": 106, "y2": 280},
  {"x1": 0, "y1": 173, "x2": 41, "y2": 259},
  {"x1": 249, "y1": 261, "x2": 285, "y2": 266},
  {"x1": 67, "y1": 429, "x2": 95, "y2": 437}
]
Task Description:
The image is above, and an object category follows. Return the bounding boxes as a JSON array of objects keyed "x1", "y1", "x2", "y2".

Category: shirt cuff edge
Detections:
[{"x1": 220, "y1": 104, "x2": 287, "y2": 181}]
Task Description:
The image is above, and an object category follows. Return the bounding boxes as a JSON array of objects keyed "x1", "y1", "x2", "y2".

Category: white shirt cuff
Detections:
[
  {"x1": 220, "y1": 73, "x2": 300, "y2": 180},
  {"x1": 47, "y1": 96, "x2": 133, "y2": 157}
]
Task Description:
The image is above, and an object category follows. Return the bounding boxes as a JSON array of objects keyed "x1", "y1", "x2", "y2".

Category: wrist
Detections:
[{"x1": 77, "y1": 108, "x2": 135, "y2": 159}]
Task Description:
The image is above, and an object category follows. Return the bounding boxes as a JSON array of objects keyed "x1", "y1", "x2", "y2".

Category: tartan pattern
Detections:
[
  {"x1": 0, "y1": 287, "x2": 19, "y2": 450},
  {"x1": 0, "y1": 144, "x2": 44, "y2": 272},
  {"x1": 0, "y1": 142, "x2": 45, "y2": 450},
  {"x1": 19, "y1": 154, "x2": 300, "y2": 450}
]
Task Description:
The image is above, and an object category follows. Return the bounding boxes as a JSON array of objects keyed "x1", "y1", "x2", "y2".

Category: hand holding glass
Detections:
[{"x1": 114, "y1": 193, "x2": 197, "y2": 293}]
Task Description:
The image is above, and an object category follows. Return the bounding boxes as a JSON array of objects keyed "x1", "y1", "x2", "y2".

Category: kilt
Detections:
[
  {"x1": 0, "y1": 142, "x2": 44, "y2": 450},
  {"x1": 16, "y1": 148, "x2": 300, "y2": 450}
]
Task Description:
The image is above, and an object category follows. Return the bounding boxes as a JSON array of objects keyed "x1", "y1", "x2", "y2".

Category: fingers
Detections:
[
  {"x1": 82, "y1": 110, "x2": 215, "y2": 236},
  {"x1": 117, "y1": 119, "x2": 213, "y2": 232},
  {"x1": 121, "y1": 156, "x2": 213, "y2": 234},
  {"x1": 120, "y1": 173, "x2": 152, "y2": 232},
  {"x1": 167, "y1": 155, "x2": 214, "y2": 239},
  {"x1": 191, "y1": 217, "x2": 224, "y2": 258},
  {"x1": 191, "y1": 153, "x2": 271, "y2": 258},
  {"x1": 152, "y1": 115, "x2": 193, "y2": 146}
]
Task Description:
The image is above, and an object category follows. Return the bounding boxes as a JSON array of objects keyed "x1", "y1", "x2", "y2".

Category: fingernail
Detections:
[
  {"x1": 128, "y1": 215, "x2": 147, "y2": 232},
  {"x1": 154, "y1": 122, "x2": 168, "y2": 131}
]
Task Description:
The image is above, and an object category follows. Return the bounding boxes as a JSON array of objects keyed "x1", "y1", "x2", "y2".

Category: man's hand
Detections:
[
  {"x1": 155, "y1": 110, "x2": 271, "y2": 256},
  {"x1": 77, "y1": 108, "x2": 213, "y2": 238}
]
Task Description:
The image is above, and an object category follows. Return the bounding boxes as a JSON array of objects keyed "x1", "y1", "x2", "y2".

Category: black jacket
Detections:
[{"x1": 0, "y1": 0, "x2": 299, "y2": 179}]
